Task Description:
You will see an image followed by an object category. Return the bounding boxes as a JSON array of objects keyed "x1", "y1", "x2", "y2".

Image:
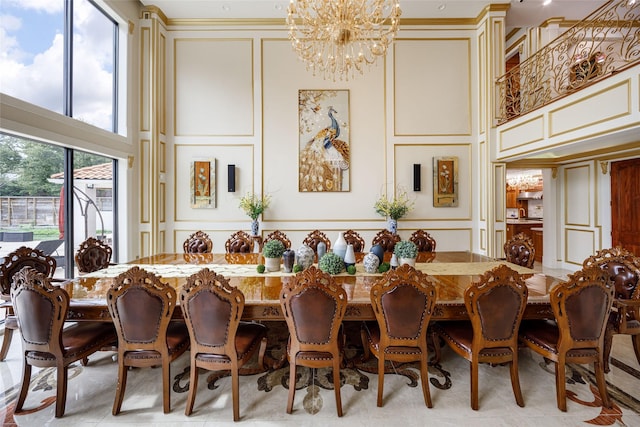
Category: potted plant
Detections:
[
  {"x1": 262, "y1": 239, "x2": 285, "y2": 272},
  {"x1": 318, "y1": 252, "x2": 345, "y2": 275},
  {"x1": 393, "y1": 240, "x2": 418, "y2": 267},
  {"x1": 374, "y1": 188, "x2": 414, "y2": 234},
  {"x1": 239, "y1": 192, "x2": 271, "y2": 236}
]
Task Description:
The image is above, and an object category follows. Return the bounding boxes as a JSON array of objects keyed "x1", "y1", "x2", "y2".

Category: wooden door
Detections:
[{"x1": 611, "y1": 158, "x2": 640, "y2": 255}]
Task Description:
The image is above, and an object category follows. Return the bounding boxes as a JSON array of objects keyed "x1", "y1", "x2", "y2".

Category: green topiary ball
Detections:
[
  {"x1": 378, "y1": 262, "x2": 390, "y2": 273},
  {"x1": 293, "y1": 264, "x2": 303, "y2": 273},
  {"x1": 318, "y1": 252, "x2": 344, "y2": 275},
  {"x1": 346, "y1": 265, "x2": 356, "y2": 275},
  {"x1": 256, "y1": 264, "x2": 266, "y2": 274}
]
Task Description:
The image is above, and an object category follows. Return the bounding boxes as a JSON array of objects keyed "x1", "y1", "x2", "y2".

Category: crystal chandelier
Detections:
[{"x1": 287, "y1": 0, "x2": 402, "y2": 81}]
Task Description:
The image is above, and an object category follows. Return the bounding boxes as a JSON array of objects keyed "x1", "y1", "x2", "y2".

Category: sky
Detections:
[{"x1": 0, "y1": 0, "x2": 115, "y2": 131}]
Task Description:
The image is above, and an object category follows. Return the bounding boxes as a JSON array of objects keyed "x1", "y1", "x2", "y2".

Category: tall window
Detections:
[
  {"x1": 0, "y1": 0, "x2": 119, "y2": 133},
  {"x1": 0, "y1": 133, "x2": 117, "y2": 278}
]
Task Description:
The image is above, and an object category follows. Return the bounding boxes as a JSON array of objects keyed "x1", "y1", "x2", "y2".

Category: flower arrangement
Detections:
[
  {"x1": 239, "y1": 192, "x2": 271, "y2": 220},
  {"x1": 394, "y1": 240, "x2": 418, "y2": 259},
  {"x1": 318, "y1": 252, "x2": 345, "y2": 275},
  {"x1": 374, "y1": 189, "x2": 414, "y2": 220},
  {"x1": 263, "y1": 239, "x2": 286, "y2": 258}
]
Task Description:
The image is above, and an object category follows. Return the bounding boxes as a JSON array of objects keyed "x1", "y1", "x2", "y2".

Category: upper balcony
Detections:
[{"x1": 494, "y1": 0, "x2": 639, "y2": 163}]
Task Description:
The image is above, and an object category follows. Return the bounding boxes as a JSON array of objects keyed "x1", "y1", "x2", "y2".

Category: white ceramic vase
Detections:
[
  {"x1": 333, "y1": 232, "x2": 347, "y2": 260},
  {"x1": 344, "y1": 244, "x2": 356, "y2": 268},
  {"x1": 399, "y1": 257, "x2": 416, "y2": 267},
  {"x1": 264, "y1": 257, "x2": 280, "y2": 272}
]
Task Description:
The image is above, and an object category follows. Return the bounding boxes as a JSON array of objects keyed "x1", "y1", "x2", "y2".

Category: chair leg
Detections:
[
  {"x1": 470, "y1": 359, "x2": 479, "y2": 410},
  {"x1": 286, "y1": 360, "x2": 297, "y2": 414},
  {"x1": 333, "y1": 358, "x2": 343, "y2": 417},
  {"x1": 162, "y1": 359, "x2": 171, "y2": 413},
  {"x1": 509, "y1": 352, "x2": 524, "y2": 407},
  {"x1": 431, "y1": 330, "x2": 442, "y2": 364},
  {"x1": 594, "y1": 357, "x2": 612, "y2": 409},
  {"x1": 185, "y1": 362, "x2": 198, "y2": 416},
  {"x1": 112, "y1": 360, "x2": 128, "y2": 415},
  {"x1": 632, "y1": 334, "x2": 640, "y2": 368},
  {"x1": 55, "y1": 364, "x2": 67, "y2": 418},
  {"x1": 420, "y1": 352, "x2": 433, "y2": 408},
  {"x1": 602, "y1": 320, "x2": 615, "y2": 373},
  {"x1": 257, "y1": 337, "x2": 267, "y2": 370},
  {"x1": 555, "y1": 359, "x2": 567, "y2": 412},
  {"x1": 15, "y1": 359, "x2": 31, "y2": 413},
  {"x1": 360, "y1": 327, "x2": 371, "y2": 361},
  {"x1": 232, "y1": 365, "x2": 240, "y2": 421},
  {"x1": 377, "y1": 355, "x2": 385, "y2": 407},
  {"x1": 0, "y1": 327, "x2": 14, "y2": 361}
]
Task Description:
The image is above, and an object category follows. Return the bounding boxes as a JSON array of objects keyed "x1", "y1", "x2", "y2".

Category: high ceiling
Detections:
[{"x1": 138, "y1": 0, "x2": 608, "y2": 33}]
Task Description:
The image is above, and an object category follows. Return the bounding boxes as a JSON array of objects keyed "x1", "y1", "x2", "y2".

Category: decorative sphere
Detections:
[{"x1": 296, "y1": 244, "x2": 315, "y2": 270}]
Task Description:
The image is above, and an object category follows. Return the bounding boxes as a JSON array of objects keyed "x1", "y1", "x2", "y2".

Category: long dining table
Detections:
[{"x1": 62, "y1": 251, "x2": 562, "y2": 322}]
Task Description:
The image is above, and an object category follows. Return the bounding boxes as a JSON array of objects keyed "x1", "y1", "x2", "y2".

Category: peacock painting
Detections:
[{"x1": 298, "y1": 90, "x2": 350, "y2": 192}]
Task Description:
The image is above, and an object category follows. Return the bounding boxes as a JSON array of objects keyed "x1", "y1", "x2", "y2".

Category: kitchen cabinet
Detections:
[
  {"x1": 532, "y1": 227, "x2": 543, "y2": 263},
  {"x1": 506, "y1": 188, "x2": 518, "y2": 208}
]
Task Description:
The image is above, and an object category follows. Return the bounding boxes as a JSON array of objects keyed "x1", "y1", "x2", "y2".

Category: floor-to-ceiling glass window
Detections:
[
  {"x1": 0, "y1": 0, "x2": 120, "y2": 133},
  {"x1": 0, "y1": 134, "x2": 118, "y2": 278}
]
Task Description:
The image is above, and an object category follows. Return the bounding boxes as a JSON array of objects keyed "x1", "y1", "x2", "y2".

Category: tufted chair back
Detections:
[
  {"x1": 264, "y1": 230, "x2": 292, "y2": 249},
  {"x1": 183, "y1": 230, "x2": 213, "y2": 253},
  {"x1": 371, "y1": 229, "x2": 401, "y2": 253},
  {"x1": 504, "y1": 233, "x2": 535, "y2": 268},
  {"x1": 343, "y1": 229, "x2": 365, "y2": 253},
  {"x1": 1, "y1": 246, "x2": 56, "y2": 295},
  {"x1": 75, "y1": 237, "x2": 113, "y2": 273},
  {"x1": 409, "y1": 230, "x2": 437, "y2": 252},
  {"x1": 225, "y1": 230, "x2": 253, "y2": 253},
  {"x1": 302, "y1": 229, "x2": 331, "y2": 253}
]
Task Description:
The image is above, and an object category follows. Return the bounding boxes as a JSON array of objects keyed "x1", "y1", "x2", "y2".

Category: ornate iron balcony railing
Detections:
[{"x1": 496, "y1": 0, "x2": 639, "y2": 124}]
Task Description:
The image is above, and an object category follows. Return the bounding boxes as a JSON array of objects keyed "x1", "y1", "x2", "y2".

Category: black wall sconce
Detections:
[
  {"x1": 413, "y1": 163, "x2": 421, "y2": 191},
  {"x1": 227, "y1": 164, "x2": 236, "y2": 192}
]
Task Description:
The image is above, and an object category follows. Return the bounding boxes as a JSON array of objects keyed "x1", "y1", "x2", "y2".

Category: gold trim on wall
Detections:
[
  {"x1": 498, "y1": 115, "x2": 545, "y2": 152},
  {"x1": 564, "y1": 164, "x2": 592, "y2": 227},
  {"x1": 173, "y1": 38, "x2": 255, "y2": 137},
  {"x1": 393, "y1": 38, "x2": 472, "y2": 137},
  {"x1": 549, "y1": 80, "x2": 632, "y2": 138},
  {"x1": 140, "y1": 139, "x2": 150, "y2": 224},
  {"x1": 159, "y1": 182, "x2": 166, "y2": 223},
  {"x1": 564, "y1": 228, "x2": 595, "y2": 266}
]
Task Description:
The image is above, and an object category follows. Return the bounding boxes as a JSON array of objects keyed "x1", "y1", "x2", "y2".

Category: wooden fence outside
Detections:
[{"x1": 0, "y1": 197, "x2": 60, "y2": 228}]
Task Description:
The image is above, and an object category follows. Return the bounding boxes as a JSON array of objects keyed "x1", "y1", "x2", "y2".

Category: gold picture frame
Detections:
[
  {"x1": 433, "y1": 156, "x2": 458, "y2": 207},
  {"x1": 298, "y1": 89, "x2": 350, "y2": 192},
  {"x1": 190, "y1": 159, "x2": 216, "y2": 208}
]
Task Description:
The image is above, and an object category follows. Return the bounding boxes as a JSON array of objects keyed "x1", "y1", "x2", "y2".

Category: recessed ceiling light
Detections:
[
  {"x1": 222, "y1": 4, "x2": 230, "y2": 12},
  {"x1": 275, "y1": 4, "x2": 283, "y2": 11},
  {"x1": 438, "y1": 4, "x2": 446, "y2": 11},
  {"x1": 543, "y1": 0, "x2": 552, "y2": 5}
]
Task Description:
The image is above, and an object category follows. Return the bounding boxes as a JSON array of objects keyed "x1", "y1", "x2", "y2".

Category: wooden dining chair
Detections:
[
  {"x1": 183, "y1": 230, "x2": 213, "y2": 253},
  {"x1": 519, "y1": 265, "x2": 614, "y2": 411},
  {"x1": 361, "y1": 264, "x2": 438, "y2": 407},
  {"x1": 582, "y1": 247, "x2": 640, "y2": 372},
  {"x1": 264, "y1": 230, "x2": 292, "y2": 249},
  {"x1": 371, "y1": 229, "x2": 401, "y2": 253},
  {"x1": 504, "y1": 232, "x2": 535, "y2": 268},
  {"x1": 106, "y1": 266, "x2": 190, "y2": 415},
  {"x1": 343, "y1": 229, "x2": 365, "y2": 253},
  {"x1": 75, "y1": 237, "x2": 113, "y2": 273},
  {"x1": 409, "y1": 229, "x2": 437, "y2": 252},
  {"x1": 0, "y1": 246, "x2": 58, "y2": 361},
  {"x1": 432, "y1": 264, "x2": 528, "y2": 410},
  {"x1": 302, "y1": 229, "x2": 331, "y2": 253},
  {"x1": 180, "y1": 268, "x2": 267, "y2": 420},
  {"x1": 11, "y1": 267, "x2": 116, "y2": 418},
  {"x1": 280, "y1": 266, "x2": 347, "y2": 416},
  {"x1": 225, "y1": 230, "x2": 254, "y2": 253}
]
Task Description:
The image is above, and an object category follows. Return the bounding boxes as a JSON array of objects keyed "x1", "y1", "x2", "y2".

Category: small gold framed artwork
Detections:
[
  {"x1": 433, "y1": 156, "x2": 458, "y2": 207},
  {"x1": 191, "y1": 159, "x2": 216, "y2": 208}
]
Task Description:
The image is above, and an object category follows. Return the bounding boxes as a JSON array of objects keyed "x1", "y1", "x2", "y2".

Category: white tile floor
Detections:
[{"x1": 0, "y1": 324, "x2": 638, "y2": 426}]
